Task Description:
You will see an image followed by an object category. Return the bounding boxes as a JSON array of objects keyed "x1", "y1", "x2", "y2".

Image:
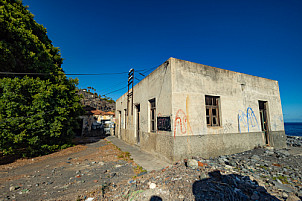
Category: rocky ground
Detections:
[
  {"x1": 1, "y1": 136, "x2": 301, "y2": 201},
  {"x1": 0, "y1": 138, "x2": 143, "y2": 201},
  {"x1": 287, "y1": 136, "x2": 302, "y2": 147},
  {"x1": 87, "y1": 136, "x2": 302, "y2": 201}
]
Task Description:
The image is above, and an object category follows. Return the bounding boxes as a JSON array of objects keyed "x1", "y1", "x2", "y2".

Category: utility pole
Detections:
[{"x1": 127, "y1": 68, "x2": 134, "y2": 116}]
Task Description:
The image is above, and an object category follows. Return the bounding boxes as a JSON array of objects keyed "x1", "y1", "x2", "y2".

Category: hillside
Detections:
[{"x1": 77, "y1": 88, "x2": 115, "y2": 112}]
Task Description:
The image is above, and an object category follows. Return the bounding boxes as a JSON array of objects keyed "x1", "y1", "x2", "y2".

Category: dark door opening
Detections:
[
  {"x1": 136, "y1": 104, "x2": 140, "y2": 144},
  {"x1": 259, "y1": 101, "x2": 269, "y2": 145},
  {"x1": 118, "y1": 111, "x2": 121, "y2": 138}
]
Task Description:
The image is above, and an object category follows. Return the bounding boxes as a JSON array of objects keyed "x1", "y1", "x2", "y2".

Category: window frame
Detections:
[
  {"x1": 149, "y1": 98, "x2": 156, "y2": 132},
  {"x1": 205, "y1": 95, "x2": 220, "y2": 127},
  {"x1": 124, "y1": 109, "x2": 127, "y2": 129}
]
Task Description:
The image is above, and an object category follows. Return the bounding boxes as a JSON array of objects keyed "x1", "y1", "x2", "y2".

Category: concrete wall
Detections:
[
  {"x1": 169, "y1": 58, "x2": 286, "y2": 160},
  {"x1": 173, "y1": 132, "x2": 265, "y2": 161},
  {"x1": 171, "y1": 58, "x2": 284, "y2": 135},
  {"x1": 116, "y1": 58, "x2": 286, "y2": 162},
  {"x1": 116, "y1": 60, "x2": 173, "y2": 162}
]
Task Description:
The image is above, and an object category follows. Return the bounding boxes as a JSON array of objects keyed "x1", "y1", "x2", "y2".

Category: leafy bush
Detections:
[
  {"x1": 0, "y1": 0, "x2": 84, "y2": 157},
  {"x1": 0, "y1": 76, "x2": 83, "y2": 156}
]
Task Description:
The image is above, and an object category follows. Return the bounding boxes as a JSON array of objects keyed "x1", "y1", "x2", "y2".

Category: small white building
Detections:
[{"x1": 115, "y1": 58, "x2": 286, "y2": 162}]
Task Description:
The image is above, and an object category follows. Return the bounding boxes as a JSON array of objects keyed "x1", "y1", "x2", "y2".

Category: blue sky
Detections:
[{"x1": 23, "y1": 0, "x2": 302, "y2": 122}]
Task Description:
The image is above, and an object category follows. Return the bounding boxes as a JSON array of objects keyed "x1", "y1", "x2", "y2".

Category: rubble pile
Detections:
[
  {"x1": 287, "y1": 136, "x2": 302, "y2": 147},
  {"x1": 96, "y1": 147, "x2": 302, "y2": 201}
]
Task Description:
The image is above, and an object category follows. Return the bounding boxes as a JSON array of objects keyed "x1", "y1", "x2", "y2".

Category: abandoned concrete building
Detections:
[{"x1": 115, "y1": 58, "x2": 286, "y2": 162}]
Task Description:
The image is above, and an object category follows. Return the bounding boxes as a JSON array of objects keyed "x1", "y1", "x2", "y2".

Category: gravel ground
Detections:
[
  {"x1": 287, "y1": 136, "x2": 302, "y2": 147},
  {"x1": 1, "y1": 136, "x2": 301, "y2": 201},
  {"x1": 88, "y1": 137, "x2": 302, "y2": 201},
  {"x1": 0, "y1": 137, "x2": 139, "y2": 201}
]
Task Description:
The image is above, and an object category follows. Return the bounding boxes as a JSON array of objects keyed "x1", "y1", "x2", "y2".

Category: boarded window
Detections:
[
  {"x1": 157, "y1": 116, "x2": 171, "y2": 131},
  {"x1": 205, "y1": 96, "x2": 220, "y2": 126},
  {"x1": 149, "y1": 99, "x2": 156, "y2": 132}
]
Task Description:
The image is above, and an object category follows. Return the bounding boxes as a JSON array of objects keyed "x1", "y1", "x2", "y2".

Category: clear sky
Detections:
[{"x1": 22, "y1": 0, "x2": 302, "y2": 122}]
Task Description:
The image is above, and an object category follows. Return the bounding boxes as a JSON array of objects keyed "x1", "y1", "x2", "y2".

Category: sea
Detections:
[{"x1": 284, "y1": 122, "x2": 302, "y2": 137}]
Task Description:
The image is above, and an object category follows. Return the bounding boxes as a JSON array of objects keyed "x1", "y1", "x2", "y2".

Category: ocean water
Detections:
[{"x1": 284, "y1": 122, "x2": 302, "y2": 137}]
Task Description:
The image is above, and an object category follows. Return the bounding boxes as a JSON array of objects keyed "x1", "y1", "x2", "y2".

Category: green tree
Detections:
[{"x1": 0, "y1": 0, "x2": 83, "y2": 157}]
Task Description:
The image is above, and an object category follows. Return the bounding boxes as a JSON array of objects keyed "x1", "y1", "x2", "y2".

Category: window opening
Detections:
[
  {"x1": 136, "y1": 104, "x2": 140, "y2": 144},
  {"x1": 149, "y1": 99, "x2": 156, "y2": 132},
  {"x1": 205, "y1": 95, "x2": 220, "y2": 126},
  {"x1": 124, "y1": 109, "x2": 127, "y2": 129}
]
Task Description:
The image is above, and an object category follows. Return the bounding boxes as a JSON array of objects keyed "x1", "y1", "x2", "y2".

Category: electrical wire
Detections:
[
  {"x1": 103, "y1": 86, "x2": 127, "y2": 96},
  {"x1": 99, "y1": 80, "x2": 126, "y2": 94},
  {"x1": 0, "y1": 64, "x2": 161, "y2": 124},
  {"x1": 0, "y1": 67, "x2": 154, "y2": 76},
  {"x1": 0, "y1": 104, "x2": 77, "y2": 125}
]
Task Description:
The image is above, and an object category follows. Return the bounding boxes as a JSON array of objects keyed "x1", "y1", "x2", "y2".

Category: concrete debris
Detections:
[
  {"x1": 187, "y1": 159, "x2": 198, "y2": 169},
  {"x1": 99, "y1": 147, "x2": 302, "y2": 201},
  {"x1": 149, "y1": 183, "x2": 156, "y2": 189}
]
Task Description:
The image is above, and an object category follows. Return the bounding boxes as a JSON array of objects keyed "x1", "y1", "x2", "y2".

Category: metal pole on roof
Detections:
[
  {"x1": 127, "y1": 73, "x2": 129, "y2": 116},
  {"x1": 132, "y1": 69, "x2": 134, "y2": 115},
  {"x1": 127, "y1": 68, "x2": 134, "y2": 116}
]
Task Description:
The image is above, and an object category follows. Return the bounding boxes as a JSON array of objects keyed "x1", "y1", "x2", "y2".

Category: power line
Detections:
[
  {"x1": 100, "y1": 80, "x2": 126, "y2": 94},
  {"x1": 103, "y1": 86, "x2": 127, "y2": 96},
  {"x1": 100, "y1": 78, "x2": 142, "y2": 96},
  {"x1": 0, "y1": 65, "x2": 160, "y2": 125},
  {"x1": 138, "y1": 72, "x2": 146, "y2": 77},
  {"x1": 0, "y1": 63, "x2": 160, "y2": 104},
  {"x1": 0, "y1": 104, "x2": 77, "y2": 125},
  {"x1": 0, "y1": 68, "x2": 153, "y2": 76},
  {"x1": 0, "y1": 72, "x2": 128, "y2": 76}
]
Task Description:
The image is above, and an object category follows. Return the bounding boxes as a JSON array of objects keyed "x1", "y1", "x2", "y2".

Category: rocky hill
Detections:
[{"x1": 77, "y1": 88, "x2": 115, "y2": 112}]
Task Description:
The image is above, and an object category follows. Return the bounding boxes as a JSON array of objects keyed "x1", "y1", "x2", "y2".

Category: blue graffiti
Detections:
[{"x1": 238, "y1": 107, "x2": 259, "y2": 133}]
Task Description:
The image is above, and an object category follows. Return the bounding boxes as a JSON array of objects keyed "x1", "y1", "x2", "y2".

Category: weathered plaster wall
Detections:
[
  {"x1": 115, "y1": 60, "x2": 173, "y2": 161},
  {"x1": 171, "y1": 58, "x2": 284, "y2": 136},
  {"x1": 116, "y1": 58, "x2": 286, "y2": 162},
  {"x1": 173, "y1": 132, "x2": 266, "y2": 161},
  {"x1": 170, "y1": 58, "x2": 286, "y2": 160}
]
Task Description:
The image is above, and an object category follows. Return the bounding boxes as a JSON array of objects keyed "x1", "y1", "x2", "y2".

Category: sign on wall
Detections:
[{"x1": 157, "y1": 116, "x2": 171, "y2": 131}]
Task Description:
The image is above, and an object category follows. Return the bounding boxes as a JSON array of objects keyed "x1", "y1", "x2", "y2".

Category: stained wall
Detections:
[{"x1": 116, "y1": 58, "x2": 286, "y2": 162}]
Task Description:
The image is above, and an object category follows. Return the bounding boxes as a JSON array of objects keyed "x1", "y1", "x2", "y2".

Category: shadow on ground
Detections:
[
  {"x1": 0, "y1": 135, "x2": 108, "y2": 166},
  {"x1": 150, "y1": 195, "x2": 163, "y2": 201},
  {"x1": 72, "y1": 135, "x2": 108, "y2": 145},
  {"x1": 0, "y1": 154, "x2": 22, "y2": 166},
  {"x1": 193, "y1": 170, "x2": 280, "y2": 201}
]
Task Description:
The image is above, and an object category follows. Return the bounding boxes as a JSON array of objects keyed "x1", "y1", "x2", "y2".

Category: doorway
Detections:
[
  {"x1": 136, "y1": 104, "x2": 140, "y2": 144},
  {"x1": 118, "y1": 111, "x2": 121, "y2": 138},
  {"x1": 259, "y1": 101, "x2": 269, "y2": 145}
]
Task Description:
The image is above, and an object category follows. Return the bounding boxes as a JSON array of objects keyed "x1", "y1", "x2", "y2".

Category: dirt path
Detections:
[{"x1": 0, "y1": 138, "x2": 137, "y2": 201}]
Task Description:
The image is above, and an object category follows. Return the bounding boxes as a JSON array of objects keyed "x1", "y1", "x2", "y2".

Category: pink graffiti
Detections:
[{"x1": 173, "y1": 109, "x2": 192, "y2": 139}]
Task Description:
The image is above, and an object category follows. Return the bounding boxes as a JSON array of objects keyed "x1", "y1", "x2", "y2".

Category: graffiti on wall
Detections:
[
  {"x1": 223, "y1": 121, "x2": 233, "y2": 133},
  {"x1": 173, "y1": 109, "x2": 193, "y2": 138},
  {"x1": 238, "y1": 107, "x2": 259, "y2": 133}
]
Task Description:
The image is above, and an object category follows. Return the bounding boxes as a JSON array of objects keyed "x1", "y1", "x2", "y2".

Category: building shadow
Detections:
[
  {"x1": 0, "y1": 154, "x2": 22, "y2": 166},
  {"x1": 72, "y1": 134, "x2": 108, "y2": 145},
  {"x1": 150, "y1": 195, "x2": 163, "y2": 201},
  {"x1": 192, "y1": 170, "x2": 280, "y2": 201}
]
